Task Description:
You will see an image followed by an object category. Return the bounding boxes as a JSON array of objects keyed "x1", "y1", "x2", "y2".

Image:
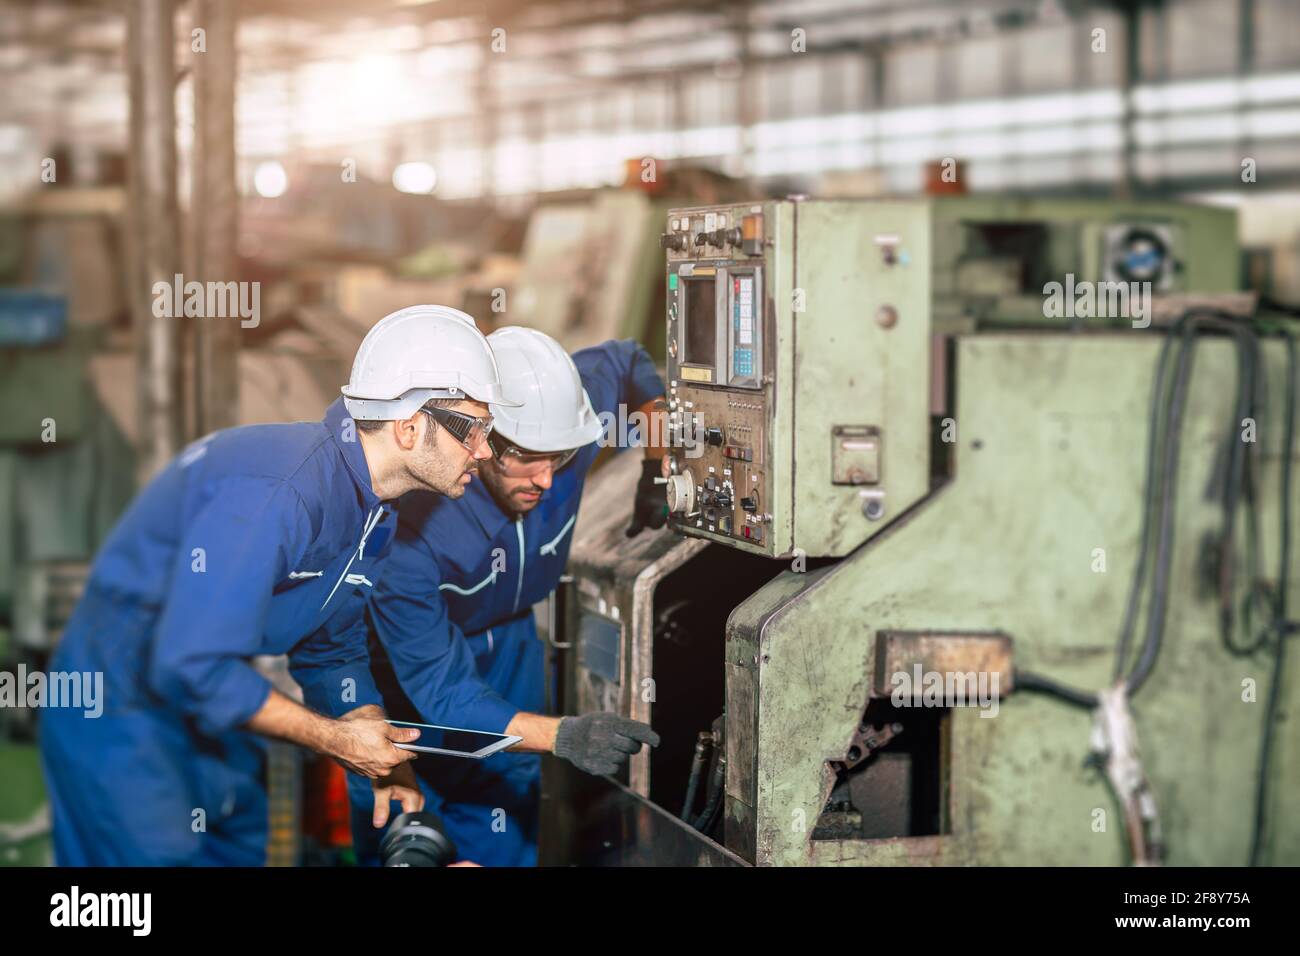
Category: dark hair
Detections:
[{"x1": 355, "y1": 397, "x2": 459, "y2": 446}]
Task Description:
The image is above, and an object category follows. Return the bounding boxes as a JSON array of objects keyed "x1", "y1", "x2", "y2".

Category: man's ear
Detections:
[{"x1": 393, "y1": 414, "x2": 422, "y2": 451}]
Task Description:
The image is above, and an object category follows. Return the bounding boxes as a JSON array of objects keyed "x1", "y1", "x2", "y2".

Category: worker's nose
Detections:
[
  {"x1": 533, "y1": 466, "x2": 554, "y2": 490},
  {"x1": 472, "y1": 440, "x2": 493, "y2": 462}
]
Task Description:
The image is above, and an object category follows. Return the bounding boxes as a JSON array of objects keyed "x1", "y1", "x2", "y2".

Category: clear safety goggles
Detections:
[
  {"x1": 423, "y1": 406, "x2": 494, "y2": 453},
  {"x1": 488, "y1": 432, "x2": 579, "y2": 477}
]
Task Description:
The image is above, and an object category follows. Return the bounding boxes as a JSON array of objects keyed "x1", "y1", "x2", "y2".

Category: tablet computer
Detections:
[{"x1": 386, "y1": 720, "x2": 522, "y2": 759}]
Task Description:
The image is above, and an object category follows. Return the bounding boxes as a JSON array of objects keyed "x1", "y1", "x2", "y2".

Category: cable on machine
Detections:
[{"x1": 1016, "y1": 308, "x2": 1299, "y2": 865}]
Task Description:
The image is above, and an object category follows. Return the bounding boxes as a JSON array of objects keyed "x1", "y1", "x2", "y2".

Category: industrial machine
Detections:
[{"x1": 541, "y1": 196, "x2": 1299, "y2": 867}]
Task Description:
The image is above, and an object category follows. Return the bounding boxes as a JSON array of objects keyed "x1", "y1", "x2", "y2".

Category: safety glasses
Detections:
[
  {"x1": 488, "y1": 432, "x2": 579, "y2": 476},
  {"x1": 422, "y1": 406, "x2": 494, "y2": 452}
]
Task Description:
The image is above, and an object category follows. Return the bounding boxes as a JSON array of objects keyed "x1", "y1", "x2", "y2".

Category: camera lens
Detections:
[{"x1": 379, "y1": 810, "x2": 458, "y2": 867}]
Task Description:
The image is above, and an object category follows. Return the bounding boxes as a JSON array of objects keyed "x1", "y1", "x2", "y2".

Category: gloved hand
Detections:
[
  {"x1": 554, "y1": 712, "x2": 661, "y2": 776},
  {"x1": 625, "y1": 459, "x2": 668, "y2": 537}
]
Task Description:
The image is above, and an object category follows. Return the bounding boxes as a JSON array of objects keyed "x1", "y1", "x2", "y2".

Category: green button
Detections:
[{"x1": 668, "y1": 273, "x2": 678, "y2": 290}]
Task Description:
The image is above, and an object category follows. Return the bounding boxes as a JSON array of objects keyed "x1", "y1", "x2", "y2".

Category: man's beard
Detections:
[{"x1": 419, "y1": 446, "x2": 475, "y2": 497}]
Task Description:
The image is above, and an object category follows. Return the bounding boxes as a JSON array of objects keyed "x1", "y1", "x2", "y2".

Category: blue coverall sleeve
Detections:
[
  {"x1": 150, "y1": 477, "x2": 313, "y2": 736},
  {"x1": 367, "y1": 532, "x2": 520, "y2": 734},
  {"x1": 573, "y1": 339, "x2": 665, "y2": 422},
  {"x1": 289, "y1": 607, "x2": 386, "y2": 719}
]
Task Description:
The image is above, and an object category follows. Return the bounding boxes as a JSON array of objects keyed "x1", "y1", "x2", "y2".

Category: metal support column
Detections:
[
  {"x1": 191, "y1": 0, "x2": 240, "y2": 437},
  {"x1": 127, "y1": 0, "x2": 183, "y2": 477}
]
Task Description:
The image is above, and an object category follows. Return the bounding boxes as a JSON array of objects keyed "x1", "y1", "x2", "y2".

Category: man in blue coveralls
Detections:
[
  {"x1": 39, "y1": 304, "x2": 517, "y2": 866},
  {"x1": 350, "y1": 326, "x2": 670, "y2": 866}
]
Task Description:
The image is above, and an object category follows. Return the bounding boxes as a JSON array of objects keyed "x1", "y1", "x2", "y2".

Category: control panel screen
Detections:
[
  {"x1": 731, "y1": 274, "x2": 756, "y2": 380},
  {"x1": 684, "y1": 278, "x2": 717, "y2": 366}
]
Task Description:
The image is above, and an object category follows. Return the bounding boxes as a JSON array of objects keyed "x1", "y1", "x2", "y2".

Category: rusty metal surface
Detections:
[{"x1": 871, "y1": 630, "x2": 1015, "y2": 699}]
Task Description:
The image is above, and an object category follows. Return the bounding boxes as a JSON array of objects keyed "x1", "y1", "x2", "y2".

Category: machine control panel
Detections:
[
  {"x1": 664, "y1": 203, "x2": 775, "y2": 555},
  {"x1": 664, "y1": 198, "x2": 934, "y2": 559}
]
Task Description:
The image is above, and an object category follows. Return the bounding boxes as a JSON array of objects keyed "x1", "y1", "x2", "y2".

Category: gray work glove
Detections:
[{"x1": 554, "y1": 713, "x2": 661, "y2": 776}]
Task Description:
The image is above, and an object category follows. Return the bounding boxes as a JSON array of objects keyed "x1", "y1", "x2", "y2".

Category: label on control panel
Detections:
[
  {"x1": 733, "y1": 274, "x2": 754, "y2": 378},
  {"x1": 735, "y1": 276, "x2": 753, "y2": 345}
]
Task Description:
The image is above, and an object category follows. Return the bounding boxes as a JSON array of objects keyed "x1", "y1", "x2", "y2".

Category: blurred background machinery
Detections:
[
  {"x1": 3, "y1": 0, "x2": 1300, "y2": 865},
  {"x1": 542, "y1": 196, "x2": 1299, "y2": 866}
]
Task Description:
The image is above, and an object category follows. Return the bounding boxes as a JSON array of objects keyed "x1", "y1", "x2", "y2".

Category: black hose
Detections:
[
  {"x1": 680, "y1": 732, "x2": 711, "y2": 821},
  {"x1": 1113, "y1": 316, "x2": 1184, "y2": 680},
  {"x1": 1125, "y1": 317, "x2": 1199, "y2": 696},
  {"x1": 1199, "y1": 319, "x2": 1273, "y2": 658},
  {"x1": 691, "y1": 744, "x2": 726, "y2": 834},
  {"x1": 1013, "y1": 669, "x2": 1096, "y2": 709},
  {"x1": 1249, "y1": 331, "x2": 1297, "y2": 866}
]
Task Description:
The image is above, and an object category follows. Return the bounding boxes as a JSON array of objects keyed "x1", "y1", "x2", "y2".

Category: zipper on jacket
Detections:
[
  {"x1": 321, "y1": 505, "x2": 383, "y2": 610},
  {"x1": 513, "y1": 518, "x2": 526, "y2": 613},
  {"x1": 539, "y1": 514, "x2": 577, "y2": 556}
]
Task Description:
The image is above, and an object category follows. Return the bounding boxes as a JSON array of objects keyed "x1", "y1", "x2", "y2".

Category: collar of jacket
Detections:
[
  {"x1": 461, "y1": 470, "x2": 524, "y2": 541},
  {"x1": 324, "y1": 397, "x2": 384, "y2": 509}
]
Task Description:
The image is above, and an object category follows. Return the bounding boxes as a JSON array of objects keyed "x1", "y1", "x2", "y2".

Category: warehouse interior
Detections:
[{"x1": 1, "y1": 0, "x2": 1299, "y2": 869}]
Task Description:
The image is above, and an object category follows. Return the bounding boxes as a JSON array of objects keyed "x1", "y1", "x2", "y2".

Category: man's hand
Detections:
[
  {"x1": 328, "y1": 710, "x2": 419, "y2": 778},
  {"x1": 625, "y1": 459, "x2": 669, "y2": 537},
  {"x1": 371, "y1": 761, "x2": 424, "y2": 828},
  {"x1": 553, "y1": 712, "x2": 660, "y2": 776}
]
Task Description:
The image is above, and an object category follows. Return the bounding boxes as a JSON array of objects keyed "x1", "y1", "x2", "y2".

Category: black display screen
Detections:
[
  {"x1": 387, "y1": 721, "x2": 514, "y2": 755},
  {"x1": 683, "y1": 278, "x2": 717, "y2": 366}
]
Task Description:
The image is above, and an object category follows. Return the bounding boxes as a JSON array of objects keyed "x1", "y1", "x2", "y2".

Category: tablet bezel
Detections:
[{"x1": 385, "y1": 719, "x2": 522, "y2": 759}]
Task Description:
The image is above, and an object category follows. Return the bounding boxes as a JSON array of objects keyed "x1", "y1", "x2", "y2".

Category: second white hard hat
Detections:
[
  {"x1": 341, "y1": 305, "x2": 521, "y2": 420},
  {"x1": 488, "y1": 326, "x2": 604, "y2": 452}
]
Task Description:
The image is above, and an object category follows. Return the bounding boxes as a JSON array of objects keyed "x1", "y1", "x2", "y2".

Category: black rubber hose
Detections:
[
  {"x1": 1113, "y1": 317, "x2": 1184, "y2": 680},
  {"x1": 692, "y1": 745, "x2": 726, "y2": 833},
  {"x1": 680, "y1": 732, "x2": 711, "y2": 821},
  {"x1": 1126, "y1": 317, "x2": 1199, "y2": 696},
  {"x1": 1249, "y1": 331, "x2": 1296, "y2": 866},
  {"x1": 1013, "y1": 669, "x2": 1097, "y2": 708}
]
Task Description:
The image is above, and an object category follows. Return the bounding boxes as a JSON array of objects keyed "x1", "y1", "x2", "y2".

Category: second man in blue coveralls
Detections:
[{"x1": 352, "y1": 328, "x2": 670, "y2": 866}]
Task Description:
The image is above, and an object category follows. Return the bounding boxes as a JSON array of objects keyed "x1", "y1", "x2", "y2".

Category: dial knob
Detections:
[{"x1": 665, "y1": 472, "x2": 696, "y2": 515}]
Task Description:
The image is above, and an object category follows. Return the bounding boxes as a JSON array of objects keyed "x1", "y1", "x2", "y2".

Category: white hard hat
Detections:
[
  {"x1": 341, "y1": 304, "x2": 521, "y2": 420},
  {"x1": 488, "y1": 327, "x2": 603, "y2": 452}
]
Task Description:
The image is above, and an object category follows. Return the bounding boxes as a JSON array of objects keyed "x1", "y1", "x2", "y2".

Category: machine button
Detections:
[
  {"x1": 718, "y1": 515, "x2": 733, "y2": 534},
  {"x1": 705, "y1": 427, "x2": 724, "y2": 447},
  {"x1": 740, "y1": 496, "x2": 757, "y2": 512},
  {"x1": 660, "y1": 233, "x2": 687, "y2": 251}
]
